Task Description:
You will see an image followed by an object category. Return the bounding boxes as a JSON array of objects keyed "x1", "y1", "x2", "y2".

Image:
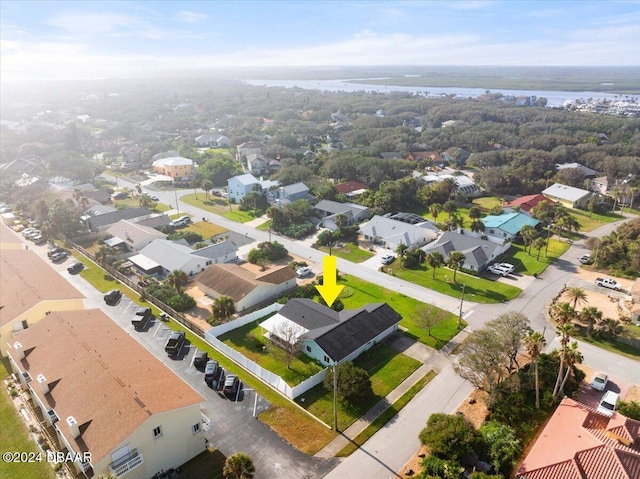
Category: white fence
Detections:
[{"x1": 204, "y1": 302, "x2": 328, "y2": 399}]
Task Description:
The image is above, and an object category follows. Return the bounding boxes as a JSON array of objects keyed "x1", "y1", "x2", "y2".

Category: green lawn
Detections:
[
  {"x1": 294, "y1": 344, "x2": 421, "y2": 431},
  {"x1": 256, "y1": 220, "x2": 272, "y2": 231},
  {"x1": 184, "y1": 221, "x2": 228, "y2": 239},
  {"x1": 379, "y1": 263, "x2": 521, "y2": 304},
  {"x1": 319, "y1": 243, "x2": 375, "y2": 263},
  {"x1": 0, "y1": 360, "x2": 55, "y2": 479},
  {"x1": 568, "y1": 208, "x2": 624, "y2": 232},
  {"x1": 336, "y1": 369, "x2": 437, "y2": 457},
  {"x1": 472, "y1": 196, "x2": 503, "y2": 210},
  {"x1": 218, "y1": 319, "x2": 324, "y2": 386},
  {"x1": 506, "y1": 238, "x2": 571, "y2": 275},
  {"x1": 180, "y1": 193, "x2": 264, "y2": 223}
]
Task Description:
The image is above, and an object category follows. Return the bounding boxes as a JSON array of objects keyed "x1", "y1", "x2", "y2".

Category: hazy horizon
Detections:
[{"x1": 2, "y1": 1, "x2": 639, "y2": 82}]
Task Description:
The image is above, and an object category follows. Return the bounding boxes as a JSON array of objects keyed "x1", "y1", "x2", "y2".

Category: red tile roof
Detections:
[
  {"x1": 517, "y1": 398, "x2": 640, "y2": 479},
  {"x1": 505, "y1": 194, "x2": 552, "y2": 213},
  {"x1": 335, "y1": 181, "x2": 366, "y2": 194}
]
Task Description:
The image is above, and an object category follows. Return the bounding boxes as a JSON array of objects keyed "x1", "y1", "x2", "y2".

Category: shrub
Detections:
[
  {"x1": 617, "y1": 400, "x2": 640, "y2": 420},
  {"x1": 419, "y1": 413, "x2": 483, "y2": 462},
  {"x1": 323, "y1": 362, "x2": 372, "y2": 403}
]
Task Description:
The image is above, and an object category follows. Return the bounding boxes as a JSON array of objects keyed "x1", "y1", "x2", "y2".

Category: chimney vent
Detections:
[
  {"x1": 37, "y1": 374, "x2": 49, "y2": 394},
  {"x1": 67, "y1": 416, "x2": 80, "y2": 439},
  {"x1": 13, "y1": 342, "x2": 24, "y2": 360}
]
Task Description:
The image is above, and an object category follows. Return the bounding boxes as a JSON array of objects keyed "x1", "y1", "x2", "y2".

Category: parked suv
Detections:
[
  {"x1": 67, "y1": 262, "x2": 84, "y2": 275},
  {"x1": 103, "y1": 289, "x2": 122, "y2": 305},
  {"x1": 597, "y1": 391, "x2": 619, "y2": 417},
  {"x1": 488, "y1": 264, "x2": 510, "y2": 276},
  {"x1": 204, "y1": 360, "x2": 220, "y2": 385},
  {"x1": 194, "y1": 350, "x2": 209, "y2": 369},
  {"x1": 170, "y1": 216, "x2": 191, "y2": 228},
  {"x1": 223, "y1": 374, "x2": 240, "y2": 396}
]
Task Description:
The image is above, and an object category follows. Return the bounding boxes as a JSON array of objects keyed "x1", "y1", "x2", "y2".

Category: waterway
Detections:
[{"x1": 243, "y1": 78, "x2": 637, "y2": 108}]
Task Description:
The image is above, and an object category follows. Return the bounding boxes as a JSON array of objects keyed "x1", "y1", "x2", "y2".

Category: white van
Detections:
[{"x1": 597, "y1": 391, "x2": 619, "y2": 417}]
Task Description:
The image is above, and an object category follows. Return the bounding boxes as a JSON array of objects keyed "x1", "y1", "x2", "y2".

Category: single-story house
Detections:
[
  {"x1": 334, "y1": 181, "x2": 367, "y2": 198},
  {"x1": 227, "y1": 174, "x2": 279, "y2": 204},
  {"x1": 314, "y1": 200, "x2": 370, "y2": 230},
  {"x1": 555, "y1": 162, "x2": 598, "y2": 178},
  {"x1": 7, "y1": 310, "x2": 205, "y2": 479},
  {"x1": 359, "y1": 215, "x2": 438, "y2": 251},
  {"x1": 421, "y1": 231, "x2": 510, "y2": 272},
  {"x1": 196, "y1": 263, "x2": 296, "y2": 312},
  {"x1": 517, "y1": 397, "x2": 640, "y2": 479},
  {"x1": 481, "y1": 212, "x2": 540, "y2": 242},
  {"x1": 420, "y1": 173, "x2": 479, "y2": 195},
  {"x1": 259, "y1": 298, "x2": 402, "y2": 366},
  {"x1": 194, "y1": 133, "x2": 230, "y2": 148},
  {"x1": 131, "y1": 240, "x2": 237, "y2": 277},
  {"x1": 543, "y1": 183, "x2": 592, "y2": 209},
  {"x1": 267, "y1": 182, "x2": 314, "y2": 206},
  {"x1": 84, "y1": 207, "x2": 154, "y2": 232},
  {"x1": 504, "y1": 194, "x2": 553, "y2": 215},
  {"x1": 105, "y1": 220, "x2": 167, "y2": 253}
]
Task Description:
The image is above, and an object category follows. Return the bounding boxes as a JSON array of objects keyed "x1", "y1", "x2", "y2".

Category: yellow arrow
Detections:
[{"x1": 315, "y1": 255, "x2": 344, "y2": 307}]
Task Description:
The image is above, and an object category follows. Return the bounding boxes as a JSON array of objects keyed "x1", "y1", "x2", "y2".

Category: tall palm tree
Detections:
[
  {"x1": 600, "y1": 318, "x2": 623, "y2": 340},
  {"x1": 447, "y1": 251, "x2": 465, "y2": 282},
  {"x1": 443, "y1": 200, "x2": 457, "y2": 218},
  {"x1": 520, "y1": 225, "x2": 536, "y2": 255},
  {"x1": 552, "y1": 301, "x2": 576, "y2": 325},
  {"x1": 523, "y1": 331, "x2": 546, "y2": 409},
  {"x1": 559, "y1": 341, "x2": 583, "y2": 396},
  {"x1": 532, "y1": 237, "x2": 547, "y2": 260},
  {"x1": 166, "y1": 270, "x2": 189, "y2": 293},
  {"x1": 470, "y1": 219, "x2": 485, "y2": 234},
  {"x1": 553, "y1": 322, "x2": 575, "y2": 400},
  {"x1": 430, "y1": 203, "x2": 442, "y2": 222},
  {"x1": 212, "y1": 296, "x2": 236, "y2": 324},
  {"x1": 580, "y1": 306, "x2": 603, "y2": 336},
  {"x1": 201, "y1": 179, "x2": 214, "y2": 199},
  {"x1": 223, "y1": 452, "x2": 255, "y2": 479},
  {"x1": 565, "y1": 286, "x2": 587, "y2": 311},
  {"x1": 427, "y1": 251, "x2": 444, "y2": 279}
]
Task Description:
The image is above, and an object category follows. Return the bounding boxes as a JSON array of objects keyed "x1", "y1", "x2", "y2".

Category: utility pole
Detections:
[
  {"x1": 333, "y1": 363, "x2": 338, "y2": 431},
  {"x1": 458, "y1": 283, "x2": 466, "y2": 329},
  {"x1": 173, "y1": 179, "x2": 180, "y2": 215}
]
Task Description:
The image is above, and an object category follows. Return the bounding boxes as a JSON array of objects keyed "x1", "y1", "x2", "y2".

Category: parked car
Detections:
[
  {"x1": 104, "y1": 289, "x2": 123, "y2": 305},
  {"x1": 204, "y1": 360, "x2": 220, "y2": 385},
  {"x1": 135, "y1": 307, "x2": 152, "y2": 316},
  {"x1": 111, "y1": 191, "x2": 129, "y2": 200},
  {"x1": 597, "y1": 390, "x2": 619, "y2": 417},
  {"x1": 67, "y1": 262, "x2": 84, "y2": 275},
  {"x1": 47, "y1": 247, "x2": 65, "y2": 258},
  {"x1": 165, "y1": 331, "x2": 186, "y2": 357},
  {"x1": 32, "y1": 235, "x2": 47, "y2": 245},
  {"x1": 131, "y1": 308, "x2": 153, "y2": 330},
  {"x1": 193, "y1": 350, "x2": 209, "y2": 369},
  {"x1": 223, "y1": 374, "x2": 240, "y2": 396},
  {"x1": 590, "y1": 372, "x2": 608, "y2": 391},
  {"x1": 380, "y1": 254, "x2": 395, "y2": 265},
  {"x1": 495, "y1": 262, "x2": 515, "y2": 273},
  {"x1": 296, "y1": 266, "x2": 312, "y2": 277},
  {"x1": 170, "y1": 216, "x2": 191, "y2": 228},
  {"x1": 595, "y1": 277, "x2": 622, "y2": 291},
  {"x1": 21, "y1": 228, "x2": 37, "y2": 237},
  {"x1": 579, "y1": 254, "x2": 592, "y2": 264},
  {"x1": 50, "y1": 251, "x2": 68, "y2": 262},
  {"x1": 488, "y1": 264, "x2": 510, "y2": 276}
]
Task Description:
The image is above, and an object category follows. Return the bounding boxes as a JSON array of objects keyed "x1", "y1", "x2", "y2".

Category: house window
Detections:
[
  {"x1": 192, "y1": 423, "x2": 201, "y2": 435},
  {"x1": 324, "y1": 355, "x2": 330, "y2": 363},
  {"x1": 153, "y1": 426, "x2": 162, "y2": 438},
  {"x1": 306, "y1": 345, "x2": 311, "y2": 352},
  {"x1": 489, "y1": 229, "x2": 495, "y2": 234}
]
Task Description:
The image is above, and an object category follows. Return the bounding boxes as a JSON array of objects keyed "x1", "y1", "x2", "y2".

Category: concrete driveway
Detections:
[{"x1": 578, "y1": 370, "x2": 632, "y2": 410}]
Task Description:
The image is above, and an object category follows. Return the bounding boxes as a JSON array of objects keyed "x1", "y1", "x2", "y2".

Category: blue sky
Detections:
[{"x1": 1, "y1": 1, "x2": 639, "y2": 81}]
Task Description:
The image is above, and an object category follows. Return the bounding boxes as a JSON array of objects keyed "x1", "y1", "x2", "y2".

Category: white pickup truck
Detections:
[{"x1": 595, "y1": 277, "x2": 622, "y2": 291}]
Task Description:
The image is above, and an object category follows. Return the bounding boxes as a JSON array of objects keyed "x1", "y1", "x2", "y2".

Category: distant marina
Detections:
[{"x1": 243, "y1": 78, "x2": 638, "y2": 108}]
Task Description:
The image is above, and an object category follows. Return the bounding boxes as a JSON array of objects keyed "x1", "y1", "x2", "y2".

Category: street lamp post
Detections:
[
  {"x1": 458, "y1": 283, "x2": 466, "y2": 329},
  {"x1": 173, "y1": 179, "x2": 180, "y2": 215}
]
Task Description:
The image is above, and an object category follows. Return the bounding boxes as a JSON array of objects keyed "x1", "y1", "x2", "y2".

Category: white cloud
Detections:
[
  {"x1": 176, "y1": 10, "x2": 209, "y2": 24},
  {"x1": 43, "y1": 12, "x2": 165, "y2": 39}
]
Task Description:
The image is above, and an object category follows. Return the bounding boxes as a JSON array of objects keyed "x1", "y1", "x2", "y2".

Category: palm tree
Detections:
[
  {"x1": 212, "y1": 296, "x2": 236, "y2": 324},
  {"x1": 523, "y1": 331, "x2": 546, "y2": 409},
  {"x1": 430, "y1": 203, "x2": 442, "y2": 222},
  {"x1": 520, "y1": 225, "x2": 536, "y2": 255},
  {"x1": 95, "y1": 245, "x2": 115, "y2": 265},
  {"x1": 468, "y1": 206, "x2": 482, "y2": 220},
  {"x1": 599, "y1": 318, "x2": 623, "y2": 340},
  {"x1": 580, "y1": 306, "x2": 602, "y2": 336},
  {"x1": 138, "y1": 194, "x2": 153, "y2": 208},
  {"x1": 166, "y1": 270, "x2": 189, "y2": 293},
  {"x1": 552, "y1": 301, "x2": 576, "y2": 325},
  {"x1": 443, "y1": 200, "x2": 457, "y2": 218},
  {"x1": 532, "y1": 237, "x2": 547, "y2": 260},
  {"x1": 334, "y1": 213, "x2": 348, "y2": 229},
  {"x1": 553, "y1": 322, "x2": 575, "y2": 400},
  {"x1": 565, "y1": 286, "x2": 587, "y2": 311},
  {"x1": 470, "y1": 219, "x2": 485, "y2": 234},
  {"x1": 447, "y1": 251, "x2": 465, "y2": 282},
  {"x1": 223, "y1": 452, "x2": 255, "y2": 479},
  {"x1": 427, "y1": 251, "x2": 444, "y2": 279},
  {"x1": 395, "y1": 242, "x2": 408, "y2": 259},
  {"x1": 559, "y1": 341, "x2": 583, "y2": 396},
  {"x1": 201, "y1": 179, "x2": 214, "y2": 199}
]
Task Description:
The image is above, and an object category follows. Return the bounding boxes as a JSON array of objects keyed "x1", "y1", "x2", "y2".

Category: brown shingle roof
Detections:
[
  {"x1": 335, "y1": 181, "x2": 366, "y2": 194},
  {"x1": 0, "y1": 230, "x2": 84, "y2": 327},
  {"x1": 8, "y1": 310, "x2": 203, "y2": 465},
  {"x1": 255, "y1": 265, "x2": 296, "y2": 284}
]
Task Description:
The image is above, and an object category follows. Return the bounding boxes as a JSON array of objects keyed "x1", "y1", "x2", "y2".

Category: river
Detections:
[{"x1": 243, "y1": 78, "x2": 637, "y2": 107}]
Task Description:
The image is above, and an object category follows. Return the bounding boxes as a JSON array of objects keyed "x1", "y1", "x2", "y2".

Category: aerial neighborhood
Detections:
[{"x1": 1, "y1": 76, "x2": 639, "y2": 479}]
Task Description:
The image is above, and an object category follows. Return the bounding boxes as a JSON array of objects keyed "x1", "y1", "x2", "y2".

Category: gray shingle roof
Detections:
[
  {"x1": 86, "y1": 207, "x2": 151, "y2": 230},
  {"x1": 543, "y1": 183, "x2": 592, "y2": 202},
  {"x1": 422, "y1": 231, "x2": 502, "y2": 270}
]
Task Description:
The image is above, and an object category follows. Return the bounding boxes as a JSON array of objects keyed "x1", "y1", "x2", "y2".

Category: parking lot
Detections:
[{"x1": 102, "y1": 296, "x2": 337, "y2": 478}]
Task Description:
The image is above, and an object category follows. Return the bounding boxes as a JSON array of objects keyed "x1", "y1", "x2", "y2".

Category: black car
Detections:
[
  {"x1": 67, "y1": 262, "x2": 84, "y2": 274},
  {"x1": 135, "y1": 307, "x2": 152, "y2": 316},
  {"x1": 104, "y1": 289, "x2": 122, "y2": 305},
  {"x1": 223, "y1": 374, "x2": 240, "y2": 396},
  {"x1": 194, "y1": 350, "x2": 209, "y2": 369},
  {"x1": 204, "y1": 360, "x2": 220, "y2": 384}
]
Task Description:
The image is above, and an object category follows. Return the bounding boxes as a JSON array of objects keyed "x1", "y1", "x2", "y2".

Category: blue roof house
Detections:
[{"x1": 481, "y1": 212, "x2": 540, "y2": 242}]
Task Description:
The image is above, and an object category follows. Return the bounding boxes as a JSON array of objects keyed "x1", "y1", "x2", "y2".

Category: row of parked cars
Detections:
[
  {"x1": 590, "y1": 371, "x2": 620, "y2": 417},
  {"x1": 194, "y1": 350, "x2": 240, "y2": 397}
]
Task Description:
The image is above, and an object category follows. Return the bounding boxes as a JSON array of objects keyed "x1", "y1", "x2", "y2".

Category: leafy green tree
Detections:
[
  {"x1": 211, "y1": 296, "x2": 236, "y2": 324},
  {"x1": 454, "y1": 328, "x2": 509, "y2": 395},
  {"x1": 486, "y1": 312, "x2": 530, "y2": 371},
  {"x1": 418, "y1": 456, "x2": 464, "y2": 479},
  {"x1": 479, "y1": 421, "x2": 521, "y2": 476},
  {"x1": 199, "y1": 155, "x2": 243, "y2": 186},
  {"x1": 323, "y1": 362, "x2": 372, "y2": 403},
  {"x1": 446, "y1": 251, "x2": 465, "y2": 282},
  {"x1": 443, "y1": 200, "x2": 457, "y2": 218},
  {"x1": 223, "y1": 452, "x2": 255, "y2": 479},
  {"x1": 419, "y1": 413, "x2": 483, "y2": 462},
  {"x1": 427, "y1": 251, "x2": 444, "y2": 279},
  {"x1": 617, "y1": 400, "x2": 640, "y2": 420}
]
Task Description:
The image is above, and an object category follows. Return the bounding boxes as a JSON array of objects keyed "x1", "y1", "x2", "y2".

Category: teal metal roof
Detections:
[{"x1": 482, "y1": 212, "x2": 539, "y2": 235}]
